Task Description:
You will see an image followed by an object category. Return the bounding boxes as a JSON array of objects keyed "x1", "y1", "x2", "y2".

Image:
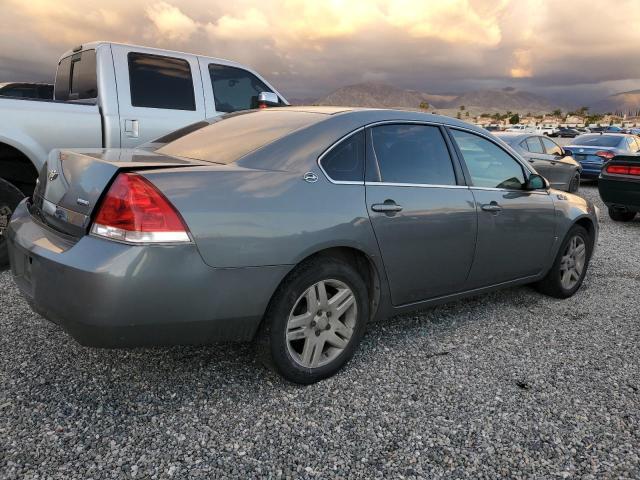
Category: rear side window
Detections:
[
  {"x1": 320, "y1": 131, "x2": 365, "y2": 182},
  {"x1": 128, "y1": 53, "x2": 195, "y2": 110},
  {"x1": 370, "y1": 124, "x2": 456, "y2": 185},
  {"x1": 451, "y1": 129, "x2": 525, "y2": 190},
  {"x1": 55, "y1": 50, "x2": 98, "y2": 101},
  {"x1": 209, "y1": 64, "x2": 276, "y2": 113}
]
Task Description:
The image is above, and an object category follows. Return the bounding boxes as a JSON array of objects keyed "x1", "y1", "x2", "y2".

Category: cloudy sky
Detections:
[{"x1": 1, "y1": 0, "x2": 638, "y2": 104}]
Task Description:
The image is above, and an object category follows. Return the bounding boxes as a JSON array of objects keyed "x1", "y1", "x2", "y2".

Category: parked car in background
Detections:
[
  {"x1": 565, "y1": 133, "x2": 640, "y2": 179},
  {"x1": 0, "y1": 41, "x2": 287, "y2": 266},
  {"x1": 7, "y1": 108, "x2": 598, "y2": 384},
  {"x1": 494, "y1": 132, "x2": 581, "y2": 192},
  {"x1": 598, "y1": 155, "x2": 640, "y2": 221},
  {"x1": 549, "y1": 127, "x2": 581, "y2": 138},
  {"x1": 590, "y1": 126, "x2": 623, "y2": 134},
  {"x1": 0, "y1": 82, "x2": 53, "y2": 99}
]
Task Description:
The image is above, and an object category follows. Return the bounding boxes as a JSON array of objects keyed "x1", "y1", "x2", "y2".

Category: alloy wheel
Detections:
[
  {"x1": 559, "y1": 235, "x2": 586, "y2": 290},
  {"x1": 286, "y1": 279, "x2": 357, "y2": 368}
]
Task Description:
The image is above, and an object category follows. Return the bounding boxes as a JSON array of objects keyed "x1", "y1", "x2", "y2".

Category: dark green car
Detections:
[{"x1": 598, "y1": 155, "x2": 640, "y2": 222}]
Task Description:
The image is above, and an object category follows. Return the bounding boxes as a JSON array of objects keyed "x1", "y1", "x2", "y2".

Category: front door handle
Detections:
[
  {"x1": 371, "y1": 201, "x2": 403, "y2": 214},
  {"x1": 481, "y1": 202, "x2": 502, "y2": 212}
]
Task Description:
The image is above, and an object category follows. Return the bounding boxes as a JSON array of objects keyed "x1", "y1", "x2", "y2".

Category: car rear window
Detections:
[
  {"x1": 157, "y1": 110, "x2": 325, "y2": 164},
  {"x1": 572, "y1": 135, "x2": 623, "y2": 147}
]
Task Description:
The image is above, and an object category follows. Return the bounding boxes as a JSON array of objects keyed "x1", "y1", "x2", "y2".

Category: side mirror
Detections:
[
  {"x1": 563, "y1": 148, "x2": 573, "y2": 157},
  {"x1": 526, "y1": 173, "x2": 549, "y2": 190},
  {"x1": 257, "y1": 91, "x2": 279, "y2": 108}
]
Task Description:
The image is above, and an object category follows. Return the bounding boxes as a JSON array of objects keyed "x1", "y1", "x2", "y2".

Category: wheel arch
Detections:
[
  {"x1": 574, "y1": 216, "x2": 597, "y2": 248},
  {"x1": 253, "y1": 245, "x2": 384, "y2": 340},
  {"x1": 0, "y1": 139, "x2": 40, "y2": 196}
]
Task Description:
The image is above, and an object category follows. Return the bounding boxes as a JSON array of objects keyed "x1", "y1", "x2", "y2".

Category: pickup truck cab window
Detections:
[
  {"x1": 128, "y1": 52, "x2": 196, "y2": 110},
  {"x1": 450, "y1": 129, "x2": 525, "y2": 190},
  {"x1": 55, "y1": 50, "x2": 98, "y2": 101},
  {"x1": 369, "y1": 124, "x2": 456, "y2": 185},
  {"x1": 209, "y1": 64, "x2": 275, "y2": 113}
]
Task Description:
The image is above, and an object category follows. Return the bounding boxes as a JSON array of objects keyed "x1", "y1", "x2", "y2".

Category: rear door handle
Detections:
[
  {"x1": 481, "y1": 202, "x2": 502, "y2": 212},
  {"x1": 124, "y1": 119, "x2": 139, "y2": 138},
  {"x1": 371, "y1": 202, "x2": 403, "y2": 213}
]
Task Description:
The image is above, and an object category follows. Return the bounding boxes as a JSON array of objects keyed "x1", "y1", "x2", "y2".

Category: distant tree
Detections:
[
  {"x1": 456, "y1": 111, "x2": 462, "y2": 119},
  {"x1": 552, "y1": 109, "x2": 562, "y2": 117},
  {"x1": 460, "y1": 105, "x2": 465, "y2": 111},
  {"x1": 509, "y1": 113, "x2": 520, "y2": 125},
  {"x1": 465, "y1": 111, "x2": 470, "y2": 117},
  {"x1": 419, "y1": 101, "x2": 429, "y2": 110}
]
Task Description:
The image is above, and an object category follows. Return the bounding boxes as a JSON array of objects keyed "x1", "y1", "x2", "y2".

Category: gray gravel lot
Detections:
[{"x1": 1, "y1": 185, "x2": 639, "y2": 479}]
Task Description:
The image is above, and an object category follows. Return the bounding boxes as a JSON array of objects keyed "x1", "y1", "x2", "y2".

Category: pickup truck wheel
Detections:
[
  {"x1": 608, "y1": 208, "x2": 636, "y2": 222},
  {"x1": 0, "y1": 178, "x2": 25, "y2": 267},
  {"x1": 257, "y1": 257, "x2": 369, "y2": 384}
]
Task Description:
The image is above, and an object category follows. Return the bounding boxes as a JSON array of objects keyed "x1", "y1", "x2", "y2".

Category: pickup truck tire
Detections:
[{"x1": 0, "y1": 177, "x2": 25, "y2": 267}]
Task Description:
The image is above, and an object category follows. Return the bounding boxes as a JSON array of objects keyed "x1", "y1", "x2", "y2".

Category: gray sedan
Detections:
[
  {"x1": 494, "y1": 132, "x2": 582, "y2": 192},
  {"x1": 7, "y1": 108, "x2": 599, "y2": 384}
]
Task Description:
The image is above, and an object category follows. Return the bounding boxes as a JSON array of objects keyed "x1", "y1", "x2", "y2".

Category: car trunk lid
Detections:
[{"x1": 31, "y1": 148, "x2": 205, "y2": 237}]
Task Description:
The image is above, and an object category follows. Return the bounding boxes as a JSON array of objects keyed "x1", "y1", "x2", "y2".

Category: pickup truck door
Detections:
[{"x1": 110, "y1": 45, "x2": 206, "y2": 148}]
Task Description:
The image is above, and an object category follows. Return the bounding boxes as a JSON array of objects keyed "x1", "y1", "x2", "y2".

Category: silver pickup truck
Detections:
[{"x1": 0, "y1": 41, "x2": 288, "y2": 265}]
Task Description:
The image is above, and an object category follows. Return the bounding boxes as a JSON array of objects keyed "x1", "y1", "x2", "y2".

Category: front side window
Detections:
[
  {"x1": 55, "y1": 50, "x2": 98, "y2": 101},
  {"x1": 451, "y1": 129, "x2": 525, "y2": 190},
  {"x1": 541, "y1": 137, "x2": 562, "y2": 156},
  {"x1": 128, "y1": 52, "x2": 195, "y2": 110},
  {"x1": 525, "y1": 137, "x2": 544, "y2": 154},
  {"x1": 320, "y1": 131, "x2": 365, "y2": 182},
  {"x1": 370, "y1": 124, "x2": 456, "y2": 185},
  {"x1": 209, "y1": 64, "x2": 275, "y2": 113}
]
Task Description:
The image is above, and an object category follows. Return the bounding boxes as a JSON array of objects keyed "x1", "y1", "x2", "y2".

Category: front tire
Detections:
[
  {"x1": 535, "y1": 225, "x2": 592, "y2": 299},
  {"x1": 258, "y1": 257, "x2": 369, "y2": 384},
  {"x1": 0, "y1": 178, "x2": 25, "y2": 268},
  {"x1": 568, "y1": 173, "x2": 580, "y2": 193},
  {"x1": 608, "y1": 208, "x2": 636, "y2": 222}
]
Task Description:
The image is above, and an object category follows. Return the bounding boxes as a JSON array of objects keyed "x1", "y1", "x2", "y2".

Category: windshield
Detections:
[
  {"x1": 157, "y1": 109, "x2": 326, "y2": 164},
  {"x1": 571, "y1": 135, "x2": 623, "y2": 147}
]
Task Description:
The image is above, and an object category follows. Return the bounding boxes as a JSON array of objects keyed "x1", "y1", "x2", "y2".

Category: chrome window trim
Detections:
[
  {"x1": 470, "y1": 186, "x2": 550, "y2": 195},
  {"x1": 317, "y1": 127, "x2": 365, "y2": 185},
  {"x1": 365, "y1": 181, "x2": 467, "y2": 189}
]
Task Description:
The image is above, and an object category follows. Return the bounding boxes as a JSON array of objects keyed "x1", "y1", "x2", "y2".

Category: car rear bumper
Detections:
[
  {"x1": 578, "y1": 163, "x2": 602, "y2": 179},
  {"x1": 6, "y1": 199, "x2": 291, "y2": 347},
  {"x1": 598, "y1": 176, "x2": 640, "y2": 212}
]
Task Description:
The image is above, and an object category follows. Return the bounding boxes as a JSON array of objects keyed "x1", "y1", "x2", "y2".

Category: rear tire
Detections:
[
  {"x1": 568, "y1": 173, "x2": 580, "y2": 193},
  {"x1": 534, "y1": 225, "x2": 592, "y2": 299},
  {"x1": 0, "y1": 178, "x2": 25, "y2": 268},
  {"x1": 608, "y1": 208, "x2": 636, "y2": 222},
  {"x1": 257, "y1": 257, "x2": 369, "y2": 384}
]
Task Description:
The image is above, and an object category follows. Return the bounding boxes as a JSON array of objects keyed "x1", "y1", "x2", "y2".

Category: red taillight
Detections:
[
  {"x1": 91, "y1": 173, "x2": 190, "y2": 243},
  {"x1": 605, "y1": 164, "x2": 640, "y2": 176},
  {"x1": 596, "y1": 150, "x2": 615, "y2": 159}
]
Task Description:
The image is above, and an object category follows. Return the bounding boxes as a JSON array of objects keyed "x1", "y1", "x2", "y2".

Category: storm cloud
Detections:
[{"x1": 1, "y1": 0, "x2": 638, "y2": 103}]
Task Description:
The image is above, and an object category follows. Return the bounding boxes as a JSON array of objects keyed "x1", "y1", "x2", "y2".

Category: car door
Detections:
[
  {"x1": 448, "y1": 128, "x2": 556, "y2": 287},
  {"x1": 199, "y1": 60, "x2": 284, "y2": 117},
  {"x1": 365, "y1": 123, "x2": 477, "y2": 306},
  {"x1": 520, "y1": 136, "x2": 553, "y2": 179},
  {"x1": 540, "y1": 136, "x2": 576, "y2": 188},
  {"x1": 111, "y1": 45, "x2": 206, "y2": 148}
]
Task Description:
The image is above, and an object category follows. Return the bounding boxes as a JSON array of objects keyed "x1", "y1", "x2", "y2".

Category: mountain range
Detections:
[{"x1": 303, "y1": 82, "x2": 640, "y2": 116}]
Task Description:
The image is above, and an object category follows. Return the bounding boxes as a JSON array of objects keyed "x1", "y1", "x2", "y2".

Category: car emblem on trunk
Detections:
[
  {"x1": 48, "y1": 170, "x2": 59, "y2": 181},
  {"x1": 303, "y1": 172, "x2": 318, "y2": 183}
]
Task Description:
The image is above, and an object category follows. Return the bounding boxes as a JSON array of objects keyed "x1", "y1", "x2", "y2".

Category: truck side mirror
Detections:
[{"x1": 257, "y1": 92, "x2": 279, "y2": 108}]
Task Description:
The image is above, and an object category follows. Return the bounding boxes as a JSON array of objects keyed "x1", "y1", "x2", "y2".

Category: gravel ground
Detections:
[{"x1": 1, "y1": 185, "x2": 639, "y2": 479}]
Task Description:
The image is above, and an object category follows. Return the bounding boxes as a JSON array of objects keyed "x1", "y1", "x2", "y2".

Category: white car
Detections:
[
  {"x1": 505, "y1": 124, "x2": 557, "y2": 136},
  {"x1": 0, "y1": 41, "x2": 288, "y2": 265}
]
